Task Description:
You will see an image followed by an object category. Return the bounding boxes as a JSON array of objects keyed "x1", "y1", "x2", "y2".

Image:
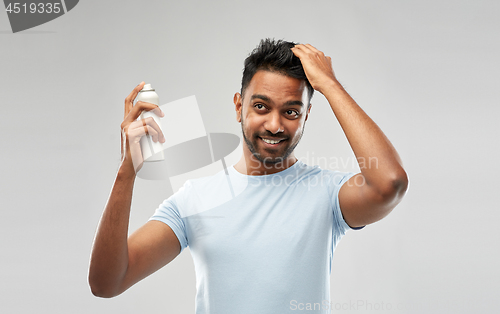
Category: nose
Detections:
[{"x1": 265, "y1": 111, "x2": 284, "y2": 134}]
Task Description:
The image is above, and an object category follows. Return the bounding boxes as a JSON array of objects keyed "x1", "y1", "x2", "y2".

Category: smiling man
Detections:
[
  {"x1": 89, "y1": 39, "x2": 409, "y2": 314},
  {"x1": 235, "y1": 70, "x2": 310, "y2": 174}
]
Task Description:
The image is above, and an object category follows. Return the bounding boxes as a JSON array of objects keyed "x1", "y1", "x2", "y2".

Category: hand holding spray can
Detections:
[{"x1": 137, "y1": 84, "x2": 165, "y2": 161}]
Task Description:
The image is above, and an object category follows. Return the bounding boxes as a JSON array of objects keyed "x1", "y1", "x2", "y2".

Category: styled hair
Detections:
[{"x1": 241, "y1": 38, "x2": 314, "y2": 103}]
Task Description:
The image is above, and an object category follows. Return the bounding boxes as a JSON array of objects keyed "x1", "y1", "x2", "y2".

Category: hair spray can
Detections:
[{"x1": 137, "y1": 84, "x2": 165, "y2": 162}]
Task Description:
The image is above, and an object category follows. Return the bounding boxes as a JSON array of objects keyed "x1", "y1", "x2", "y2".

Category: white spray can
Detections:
[{"x1": 137, "y1": 83, "x2": 165, "y2": 162}]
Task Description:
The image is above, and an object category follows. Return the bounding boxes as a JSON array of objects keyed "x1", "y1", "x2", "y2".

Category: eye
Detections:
[
  {"x1": 254, "y1": 103, "x2": 266, "y2": 110},
  {"x1": 285, "y1": 109, "x2": 300, "y2": 117}
]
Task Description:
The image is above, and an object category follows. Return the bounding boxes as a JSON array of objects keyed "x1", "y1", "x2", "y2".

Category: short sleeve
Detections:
[
  {"x1": 328, "y1": 171, "x2": 360, "y2": 246},
  {"x1": 149, "y1": 193, "x2": 189, "y2": 253}
]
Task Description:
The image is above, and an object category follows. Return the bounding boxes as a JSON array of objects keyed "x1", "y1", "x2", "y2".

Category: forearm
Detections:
[
  {"x1": 88, "y1": 164, "x2": 136, "y2": 297},
  {"x1": 323, "y1": 81, "x2": 407, "y2": 195}
]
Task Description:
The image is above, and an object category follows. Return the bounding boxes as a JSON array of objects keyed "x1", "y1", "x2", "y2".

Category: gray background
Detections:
[{"x1": 1, "y1": 1, "x2": 499, "y2": 313}]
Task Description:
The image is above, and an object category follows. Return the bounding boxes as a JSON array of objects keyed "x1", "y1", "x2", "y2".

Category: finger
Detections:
[
  {"x1": 143, "y1": 116, "x2": 165, "y2": 143},
  {"x1": 124, "y1": 82, "x2": 145, "y2": 118},
  {"x1": 292, "y1": 44, "x2": 311, "y2": 53},
  {"x1": 293, "y1": 44, "x2": 331, "y2": 63},
  {"x1": 123, "y1": 101, "x2": 161, "y2": 124},
  {"x1": 304, "y1": 44, "x2": 321, "y2": 53},
  {"x1": 295, "y1": 44, "x2": 327, "y2": 58},
  {"x1": 142, "y1": 119, "x2": 149, "y2": 136},
  {"x1": 291, "y1": 45, "x2": 307, "y2": 58},
  {"x1": 142, "y1": 125, "x2": 160, "y2": 142},
  {"x1": 306, "y1": 44, "x2": 330, "y2": 61},
  {"x1": 127, "y1": 122, "x2": 159, "y2": 144},
  {"x1": 146, "y1": 105, "x2": 165, "y2": 118},
  {"x1": 130, "y1": 117, "x2": 165, "y2": 143},
  {"x1": 125, "y1": 81, "x2": 145, "y2": 106}
]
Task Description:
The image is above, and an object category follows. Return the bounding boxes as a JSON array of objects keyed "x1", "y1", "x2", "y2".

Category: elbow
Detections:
[
  {"x1": 394, "y1": 169, "x2": 409, "y2": 195},
  {"x1": 88, "y1": 273, "x2": 120, "y2": 299},
  {"x1": 89, "y1": 283, "x2": 119, "y2": 299},
  {"x1": 90, "y1": 288, "x2": 111, "y2": 299},
  {"x1": 88, "y1": 255, "x2": 129, "y2": 298},
  {"x1": 377, "y1": 169, "x2": 409, "y2": 201},
  {"x1": 90, "y1": 287, "x2": 115, "y2": 299},
  {"x1": 89, "y1": 281, "x2": 113, "y2": 299},
  {"x1": 356, "y1": 170, "x2": 409, "y2": 226}
]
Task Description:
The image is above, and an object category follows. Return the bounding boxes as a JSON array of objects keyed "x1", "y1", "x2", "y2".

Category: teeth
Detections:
[{"x1": 262, "y1": 138, "x2": 282, "y2": 144}]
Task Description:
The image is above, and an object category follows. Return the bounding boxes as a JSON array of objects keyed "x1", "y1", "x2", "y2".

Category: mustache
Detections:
[{"x1": 256, "y1": 132, "x2": 288, "y2": 139}]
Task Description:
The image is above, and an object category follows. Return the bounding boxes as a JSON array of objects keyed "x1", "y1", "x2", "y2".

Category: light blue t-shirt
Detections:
[{"x1": 150, "y1": 161, "x2": 358, "y2": 313}]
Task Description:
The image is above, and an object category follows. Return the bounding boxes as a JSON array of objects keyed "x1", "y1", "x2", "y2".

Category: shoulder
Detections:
[{"x1": 170, "y1": 169, "x2": 235, "y2": 217}]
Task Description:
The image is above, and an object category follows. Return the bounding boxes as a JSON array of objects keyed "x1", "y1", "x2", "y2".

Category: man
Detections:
[{"x1": 89, "y1": 39, "x2": 408, "y2": 313}]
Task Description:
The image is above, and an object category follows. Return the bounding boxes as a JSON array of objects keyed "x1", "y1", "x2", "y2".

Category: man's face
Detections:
[{"x1": 234, "y1": 70, "x2": 311, "y2": 165}]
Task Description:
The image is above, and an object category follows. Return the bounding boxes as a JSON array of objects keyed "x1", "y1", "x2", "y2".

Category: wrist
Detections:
[
  {"x1": 316, "y1": 78, "x2": 344, "y2": 95},
  {"x1": 319, "y1": 79, "x2": 347, "y2": 99}
]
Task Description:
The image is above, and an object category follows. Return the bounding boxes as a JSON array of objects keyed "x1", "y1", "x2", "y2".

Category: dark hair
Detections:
[{"x1": 241, "y1": 38, "x2": 314, "y2": 103}]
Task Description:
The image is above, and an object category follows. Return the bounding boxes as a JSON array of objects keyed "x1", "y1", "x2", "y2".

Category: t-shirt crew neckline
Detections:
[{"x1": 229, "y1": 159, "x2": 304, "y2": 180}]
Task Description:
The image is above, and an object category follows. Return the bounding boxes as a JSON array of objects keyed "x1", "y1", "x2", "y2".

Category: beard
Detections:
[{"x1": 240, "y1": 114, "x2": 304, "y2": 165}]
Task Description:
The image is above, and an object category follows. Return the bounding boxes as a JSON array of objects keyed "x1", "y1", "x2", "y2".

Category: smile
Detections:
[{"x1": 260, "y1": 137, "x2": 286, "y2": 145}]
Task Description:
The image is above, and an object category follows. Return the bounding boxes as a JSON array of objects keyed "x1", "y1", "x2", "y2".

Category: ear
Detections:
[
  {"x1": 305, "y1": 103, "x2": 312, "y2": 121},
  {"x1": 234, "y1": 92, "x2": 243, "y2": 123}
]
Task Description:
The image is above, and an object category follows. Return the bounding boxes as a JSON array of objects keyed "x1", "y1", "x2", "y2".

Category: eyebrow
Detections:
[
  {"x1": 250, "y1": 94, "x2": 271, "y2": 102},
  {"x1": 250, "y1": 94, "x2": 304, "y2": 107}
]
